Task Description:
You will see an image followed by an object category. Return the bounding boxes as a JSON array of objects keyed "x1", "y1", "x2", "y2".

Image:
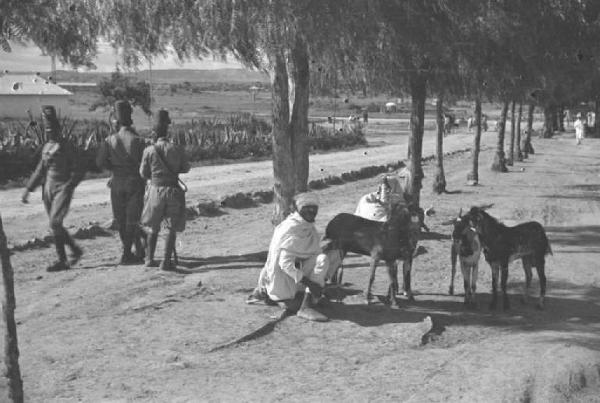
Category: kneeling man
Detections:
[{"x1": 248, "y1": 192, "x2": 332, "y2": 322}]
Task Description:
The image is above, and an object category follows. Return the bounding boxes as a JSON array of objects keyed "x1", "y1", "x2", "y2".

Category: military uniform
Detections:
[
  {"x1": 140, "y1": 137, "x2": 190, "y2": 233},
  {"x1": 96, "y1": 117, "x2": 146, "y2": 263},
  {"x1": 140, "y1": 110, "x2": 190, "y2": 270},
  {"x1": 24, "y1": 106, "x2": 83, "y2": 271}
]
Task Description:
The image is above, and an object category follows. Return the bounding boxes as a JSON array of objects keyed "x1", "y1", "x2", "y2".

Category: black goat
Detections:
[
  {"x1": 463, "y1": 206, "x2": 552, "y2": 310},
  {"x1": 323, "y1": 204, "x2": 420, "y2": 306}
]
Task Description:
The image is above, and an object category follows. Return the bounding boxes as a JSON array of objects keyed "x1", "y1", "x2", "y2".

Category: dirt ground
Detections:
[{"x1": 1, "y1": 124, "x2": 600, "y2": 402}]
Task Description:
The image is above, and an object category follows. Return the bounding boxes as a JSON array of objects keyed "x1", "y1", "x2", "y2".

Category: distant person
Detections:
[
  {"x1": 574, "y1": 113, "x2": 585, "y2": 145},
  {"x1": 140, "y1": 110, "x2": 191, "y2": 271},
  {"x1": 21, "y1": 105, "x2": 84, "y2": 272},
  {"x1": 362, "y1": 109, "x2": 369, "y2": 124},
  {"x1": 482, "y1": 114, "x2": 488, "y2": 132},
  {"x1": 96, "y1": 100, "x2": 146, "y2": 264}
]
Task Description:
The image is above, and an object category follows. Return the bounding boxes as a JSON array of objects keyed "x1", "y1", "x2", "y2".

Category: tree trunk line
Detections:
[
  {"x1": 467, "y1": 97, "x2": 482, "y2": 185},
  {"x1": 491, "y1": 100, "x2": 509, "y2": 172},
  {"x1": 0, "y1": 215, "x2": 24, "y2": 403},
  {"x1": 433, "y1": 94, "x2": 446, "y2": 194},
  {"x1": 408, "y1": 73, "x2": 426, "y2": 207}
]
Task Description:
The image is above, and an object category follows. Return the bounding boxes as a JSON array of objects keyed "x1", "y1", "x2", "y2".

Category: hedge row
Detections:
[{"x1": 0, "y1": 113, "x2": 366, "y2": 184}]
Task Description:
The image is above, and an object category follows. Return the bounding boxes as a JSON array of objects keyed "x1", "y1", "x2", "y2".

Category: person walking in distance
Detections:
[
  {"x1": 574, "y1": 113, "x2": 585, "y2": 145},
  {"x1": 21, "y1": 105, "x2": 84, "y2": 271},
  {"x1": 96, "y1": 100, "x2": 146, "y2": 264},
  {"x1": 140, "y1": 110, "x2": 190, "y2": 271}
]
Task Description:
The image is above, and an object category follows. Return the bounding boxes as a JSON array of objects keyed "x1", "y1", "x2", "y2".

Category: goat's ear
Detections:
[{"x1": 478, "y1": 203, "x2": 494, "y2": 211}]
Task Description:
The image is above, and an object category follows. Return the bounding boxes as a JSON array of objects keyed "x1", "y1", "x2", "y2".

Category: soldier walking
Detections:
[
  {"x1": 140, "y1": 110, "x2": 190, "y2": 271},
  {"x1": 96, "y1": 100, "x2": 146, "y2": 264},
  {"x1": 21, "y1": 105, "x2": 84, "y2": 272}
]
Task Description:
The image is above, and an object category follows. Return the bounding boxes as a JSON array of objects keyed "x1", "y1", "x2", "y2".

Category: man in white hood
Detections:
[{"x1": 247, "y1": 192, "x2": 331, "y2": 322}]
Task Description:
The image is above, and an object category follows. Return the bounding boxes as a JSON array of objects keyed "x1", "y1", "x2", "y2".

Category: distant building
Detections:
[{"x1": 0, "y1": 73, "x2": 72, "y2": 119}]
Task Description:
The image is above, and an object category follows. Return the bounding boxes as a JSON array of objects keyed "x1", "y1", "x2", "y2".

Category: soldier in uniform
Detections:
[
  {"x1": 21, "y1": 105, "x2": 84, "y2": 272},
  {"x1": 140, "y1": 110, "x2": 190, "y2": 271},
  {"x1": 96, "y1": 100, "x2": 146, "y2": 264}
]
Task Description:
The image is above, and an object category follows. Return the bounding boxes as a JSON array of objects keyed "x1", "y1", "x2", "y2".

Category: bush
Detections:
[{"x1": 0, "y1": 112, "x2": 368, "y2": 183}]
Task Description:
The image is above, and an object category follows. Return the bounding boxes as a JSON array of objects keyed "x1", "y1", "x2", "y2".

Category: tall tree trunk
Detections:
[
  {"x1": 594, "y1": 98, "x2": 600, "y2": 137},
  {"x1": 523, "y1": 103, "x2": 535, "y2": 158},
  {"x1": 433, "y1": 95, "x2": 446, "y2": 194},
  {"x1": 289, "y1": 35, "x2": 310, "y2": 194},
  {"x1": 467, "y1": 97, "x2": 482, "y2": 185},
  {"x1": 516, "y1": 102, "x2": 523, "y2": 161},
  {"x1": 491, "y1": 100, "x2": 509, "y2": 172},
  {"x1": 407, "y1": 73, "x2": 426, "y2": 207},
  {"x1": 542, "y1": 104, "x2": 554, "y2": 138},
  {"x1": 0, "y1": 215, "x2": 24, "y2": 403},
  {"x1": 557, "y1": 105, "x2": 565, "y2": 132},
  {"x1": 270, "y1": 51, "x2": 294, "y2": 225},
  {"x1": 507, "y1": 100, "x2": 516, "y2": 166}
]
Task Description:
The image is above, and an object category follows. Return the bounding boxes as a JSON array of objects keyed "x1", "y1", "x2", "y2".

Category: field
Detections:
[{"x1": 1, "y1": 70, "x2": 599, "y2": 402}]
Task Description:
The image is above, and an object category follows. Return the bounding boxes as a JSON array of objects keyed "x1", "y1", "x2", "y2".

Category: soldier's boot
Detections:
[
  {"x1": 145, "y1": 232, "x2": 159, "y2": 268},
  {"x1": 296, "y1": 291, "x2": 328, "y2": 322},
  {"x1": 61, "y1": 227, "x2": 83, "y2": 266},
  {"x1": 120, "y1": 226, "x2": 139, "y2": 265},
  {"x1": 48, "y1": 229, "x2": 70, "y2": 272},
  {"x1": 133, "y1": 226, "x2": 146, "y2": 261},
  {"x1": 159, "y1": 231, "x2": 177, "y2": 272}
]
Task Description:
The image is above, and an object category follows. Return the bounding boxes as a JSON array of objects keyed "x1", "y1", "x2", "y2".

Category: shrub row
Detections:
[{"x1": 0, "y1": 113, "x2": 366, "y2": 183}]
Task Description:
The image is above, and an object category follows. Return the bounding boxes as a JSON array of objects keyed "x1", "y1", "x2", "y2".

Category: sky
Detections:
[{"x1": 1, "y1": 41, "x2": 243, "y2": 73}]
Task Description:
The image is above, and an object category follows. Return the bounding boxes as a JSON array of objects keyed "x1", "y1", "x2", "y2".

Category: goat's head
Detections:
[
  {"x1": 462, "y1": 204, "x2": 493, "y2": 231},
  {"x1": 442, "y1": 209, "x2": 479, "y2": 257}
]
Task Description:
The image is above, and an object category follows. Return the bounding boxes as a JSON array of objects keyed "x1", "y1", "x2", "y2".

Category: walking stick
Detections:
[{"x1": 0, "y1": 215, "x2": 24, "y2": 402}]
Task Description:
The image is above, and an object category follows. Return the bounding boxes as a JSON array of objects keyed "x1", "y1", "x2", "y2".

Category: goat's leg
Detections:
[
  {"x1": 460, "y1": 260, "x2": 470, "y2": 305},
  {"x1": 386, "y1": 261, "x2": 400, "y2": 307},
  {"x1": 450, "y1": 245, "x2": 457, "y2": 295},
  {"x1": 402, "y1": 258, "x2": 415, "y2": 302},
  {"x1": 501, "y1": 264, "x2": 510, "y2": 311},
  {"x1": 471, "y1": 263, "x2": 479, "y2": 308},
  {"x1": 535, "y1": 259, "x2": 547, "y2": 310},
  {"x1": 489, "y1": 263, "x2": 499, "y2": 310},
  {"x1": 521, "y1": 257, "x2": 533, "y2": 305},
  {"x1": 366, "y1": 258, "x2": 378, "y2": 305}
]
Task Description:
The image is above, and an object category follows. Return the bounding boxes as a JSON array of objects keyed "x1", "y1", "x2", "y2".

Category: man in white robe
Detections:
[{"x1": 247, "y1": 192, "x2": 334, "y2": 322}]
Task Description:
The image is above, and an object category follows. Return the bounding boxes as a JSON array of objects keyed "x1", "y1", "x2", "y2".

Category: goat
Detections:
[
  {"x1": 443, "y1": 209, "x2": 482, "y2": 307},
  {"x1": 463, "y1": 206, "x2": 552, "y2": 310},
  {"x1": 322, "y1": 203, "x2": 420, "y2": 306}
]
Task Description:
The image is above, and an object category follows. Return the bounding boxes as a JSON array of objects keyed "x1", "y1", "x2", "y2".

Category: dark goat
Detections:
[
  {"x1": 463, "y1": 207, "x2": 552, "y2": 310},
  {"x1": 443, "y1": 209, "x2": 482, "y2": 307},
  {"x1": 323, "y1": 204, "x2": 420, "y2": 306}
]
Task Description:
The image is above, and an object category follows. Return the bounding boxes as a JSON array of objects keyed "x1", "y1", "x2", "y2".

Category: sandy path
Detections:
[{"x1": 3, "y1": 127, "x2": 600, "y2": 402}]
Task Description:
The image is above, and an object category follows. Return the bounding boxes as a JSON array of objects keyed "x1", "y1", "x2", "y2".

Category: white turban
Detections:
[{"x1": 294, "y1": 192, "x2": 319, "y2": 210}]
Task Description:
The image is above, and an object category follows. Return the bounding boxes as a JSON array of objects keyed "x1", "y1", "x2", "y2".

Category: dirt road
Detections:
[{"x1": 1, "y1": 127, "x2": 599, "y2": 402}]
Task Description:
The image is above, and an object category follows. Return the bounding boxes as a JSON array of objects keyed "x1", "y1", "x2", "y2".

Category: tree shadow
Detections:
[
  {"x1": 318, "y1": 279, "x2": 600, "y2": 350},
  {"x1": 420, "y1": 231, "x2": 451, "y2": 241},
  {"x1": 545, "y1": 225, "x2": 600, "y2": 252},
  {"x1": 176, "y1": 251, "x2": 268, "y2": 271}
]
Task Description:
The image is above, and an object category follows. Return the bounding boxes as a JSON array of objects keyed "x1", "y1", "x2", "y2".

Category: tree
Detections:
[
  {"x1": 433, "y1": 96, "x2": 446, "y2": 194},
  {"x1": 89, "y1": 71, "x2": 152, "y2": 115}
]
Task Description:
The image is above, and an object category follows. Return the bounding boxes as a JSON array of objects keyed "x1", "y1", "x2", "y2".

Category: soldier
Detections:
[
  {"x1": 96, "y1": 100, "x2": 146, "y2": 264},
  {"x1": 21, "y1": 105, "x2": 84, "y2": 272},
  {"x1": 140, "y1": 110, "x2": 190, "y2": 271}
]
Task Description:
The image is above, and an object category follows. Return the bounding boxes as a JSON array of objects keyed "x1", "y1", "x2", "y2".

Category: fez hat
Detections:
[
  {"x1": 42, "y1": 105, "x2": 60, "y2": 136},
  {"x1": 155, "y1": 109, "x2": 171, "y2": 126},
  {"x1": 114, "y1": 100, "x2": 133, "y2": 126}
]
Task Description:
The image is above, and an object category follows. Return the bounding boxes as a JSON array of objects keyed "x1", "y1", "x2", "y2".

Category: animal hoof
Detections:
[{"x1": 449, "y1": 287, "x2": 454, "y2": 296}]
